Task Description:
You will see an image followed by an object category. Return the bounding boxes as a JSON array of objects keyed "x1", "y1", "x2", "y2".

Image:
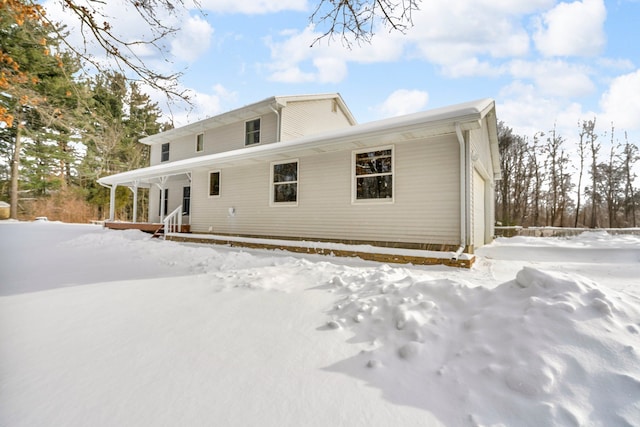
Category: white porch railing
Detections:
[{"x1": 163, "y1": 205, "x2": 183, "y2": 240}]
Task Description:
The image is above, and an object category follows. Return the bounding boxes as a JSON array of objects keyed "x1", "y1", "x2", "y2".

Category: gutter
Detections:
[{"x1": 452, "y1": 122, "x2": 467, "y2": 260}]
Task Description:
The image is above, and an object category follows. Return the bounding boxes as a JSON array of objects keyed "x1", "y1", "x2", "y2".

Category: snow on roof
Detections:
[{"x1": 98, "y1": 98, "x2": 496, "y2": 186}]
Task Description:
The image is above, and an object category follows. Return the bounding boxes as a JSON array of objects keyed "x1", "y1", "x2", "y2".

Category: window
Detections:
[
  {"x1": 183, "y1": 186, "x2": 191, "y2": 215},
  {"x1": 161, "y1": 143, "x2": 170, "y2": 162},
  {"x1": 245, "y1": 118, "x2": 260, "y2": 146},
  {"x1": 209, "y1": 171, "x2": 220, "y2": 197},
  {"x1": 158, "y1": 188, "x2": 168, "y2": 216},
  {"x1": 196, "y1": 133, "x2": 204, "y2": 152},
  {"x1": 354, "y1": 147, "x2": 393, "y2": 201},
  {"x1": 271, "y1": 161, "x2": 298, "y2": 205}
]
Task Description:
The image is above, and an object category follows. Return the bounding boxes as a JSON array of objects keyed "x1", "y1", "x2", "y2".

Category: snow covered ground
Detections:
[{"x1": 1, "y1": 221, "x2": 639, "y2": 427}]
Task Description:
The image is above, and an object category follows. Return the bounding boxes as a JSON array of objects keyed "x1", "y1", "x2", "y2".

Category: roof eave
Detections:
[{"x1": 97, "y1": 103, "x2": 493, "y2": 187}]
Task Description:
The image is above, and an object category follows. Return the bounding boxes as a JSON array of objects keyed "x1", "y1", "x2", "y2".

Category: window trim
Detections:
[
  {"x1": 270, "y1": 159, "x2": 299, "y2": 207},
  {"x1": 351, "y1": 145, "x2": 395, "y2": 204},
  {"x1": 195, "y1": 133, "x2": 204, "y2": 153},
  {"x1": 208, "y1": 170, "x2": 221, "y2": 198},
  {"x1": 245, "y1": 117, "x2": 261, "y2": 146},
  {"x1": 161, "y1": 143, "x2": 170, "y2": 162}
]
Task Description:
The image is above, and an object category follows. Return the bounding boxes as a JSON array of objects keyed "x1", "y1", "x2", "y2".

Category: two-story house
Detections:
[{"x1": 97, "y1": 93, "x2": 500, "y2": 267}]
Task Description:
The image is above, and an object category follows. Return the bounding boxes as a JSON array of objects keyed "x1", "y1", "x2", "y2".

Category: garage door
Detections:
[{"x1": 473, "y1": 169, "x2": 486, "y2": 248}]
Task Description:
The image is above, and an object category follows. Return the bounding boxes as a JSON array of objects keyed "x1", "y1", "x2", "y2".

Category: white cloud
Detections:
[
  {"x1": 170, "y1": 15, "x2": 214, "y2": 63},
  {"x1": 404, "y1": 0, "x2": 536, "y2": 76},
  {"x1": 373, "y1": 90, "x2": 429, "y2": 118},
  {"x1": 508, "y1": 60, "x2": 595, "y2": 98},
  {"x1": 263, "y1": 0, "x2": 596, "y2": 83},
  {"x1": 312, "y1": 57, "x2": 348, "y2": 83},
  {"x1": 198, "y1": 0, "x2": 308, "y2": 14},
  {"x1": 443, "y1": 58, "x2": 499, "y2": 78},
  {"x1": 264, "y1": 25, "x2": 403, "y2": 84},
  {"x1": 533, "y1": 0, "x2": 607, "y2": 57},
  {"x1": 263, "y1": 0, "x2": 543, "y2": 82},
  {"x1": 171, "y1": 84, "x2": 239, "y2": 126},
  {"x1": 140, "y1": 81, "x2": 238, "y2": 127},
  {"x1": 599, "y1": 69, "x2": 640, "y2": 131},
  {"x1": 497, "y1": 82, "x2": 591, "y2": 139}
]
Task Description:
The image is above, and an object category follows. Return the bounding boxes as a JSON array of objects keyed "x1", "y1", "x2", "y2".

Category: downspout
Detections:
[
  {"x1": 452, "y1": 123, "x2": 467, "y2": 260},
  {"x1": 269, "y1": 104, "x2": 281, "y2": 142}
]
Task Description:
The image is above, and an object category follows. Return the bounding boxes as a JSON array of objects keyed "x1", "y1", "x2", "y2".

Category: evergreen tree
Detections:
[
  {"x1": 1, "y1": 1, "x2": 81, "y2": 217},
  {"x1": 79, "y1": 73, "x2": 164, "y2": 220}
]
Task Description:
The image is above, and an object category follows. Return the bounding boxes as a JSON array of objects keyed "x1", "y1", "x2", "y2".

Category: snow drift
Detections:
[{"x1": 324, "y1": 265, "x2": 640, "y2": 426}]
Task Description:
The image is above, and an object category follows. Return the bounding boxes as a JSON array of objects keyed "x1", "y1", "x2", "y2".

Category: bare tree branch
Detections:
[
  {"x1": 310, "y1": 0, "x2": 421, "y2": 48},
  {"x1": 30, "y1": 0, "x2": 194, "y2": 103}
]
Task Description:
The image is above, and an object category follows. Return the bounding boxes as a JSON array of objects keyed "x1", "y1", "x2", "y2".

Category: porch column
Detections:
[
  {"x1": 155, "y1": 176, "x2": 168, "y2": 222},
  {"x1": 186, "y1": 172, "x2": 192, "y2": 226},
  {"x1": 129, "y1": 180, "x2": 139, "y2": 223},
  {"x1": 109, "y1": 184, "x2": 117, "y2": 221}
]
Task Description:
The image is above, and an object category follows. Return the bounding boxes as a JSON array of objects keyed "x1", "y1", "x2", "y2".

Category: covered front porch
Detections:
[{"x1": 98, "y1": 169, "x2": 192, "y2": 228}]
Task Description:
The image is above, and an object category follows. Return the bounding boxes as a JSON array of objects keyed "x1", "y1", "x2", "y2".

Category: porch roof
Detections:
[{"x1": 97, "y1": 98, "x2": 498, "y2": 188}]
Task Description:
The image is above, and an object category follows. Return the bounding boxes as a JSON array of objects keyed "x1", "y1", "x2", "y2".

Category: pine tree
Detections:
[{"x1": 1, "y1": 2, "x2": 80, "y2": 217}]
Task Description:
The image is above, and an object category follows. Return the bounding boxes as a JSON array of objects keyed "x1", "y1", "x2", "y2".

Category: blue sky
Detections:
[{"x1": 46, "y1": 0, "x2": 640, "y2": 149}]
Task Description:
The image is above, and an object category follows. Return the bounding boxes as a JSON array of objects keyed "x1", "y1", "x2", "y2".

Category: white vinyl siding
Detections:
[
  {"x1": 473, "y1": 169, "x2": 486, "y2": 248},
  {"x1": 148, "y1": 114, "x2": 279, "y2": 165},
  {"x1": 469, "y1": 123, "x2": 497, "y2": 244},
  {"x1": 280, "y1": 99, "x2": 354, "y2": 142},
  {"x1": 189, "y1": 135, "x2": 460, "y2": 245}
]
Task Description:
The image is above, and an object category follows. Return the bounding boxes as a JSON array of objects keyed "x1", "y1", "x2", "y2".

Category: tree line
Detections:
[
  {"x1": 497, "y1": 120, "x2": 639, "y2": 229},
  {"x1": 1, "y1": 2, "x2": 168, "y2": 221}
]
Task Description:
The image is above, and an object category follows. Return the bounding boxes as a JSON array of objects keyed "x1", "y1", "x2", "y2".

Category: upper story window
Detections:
[
  {"x1": 271, "y1": 160, "x2": 298, "y2": 205},
  {"x1": 161, "y1": 143, "x2": 170, "y2": 162},
  {"x1": 196, "y1": 133, "x2": 204, "y2": 152},
  {"x1": 353, "y1": 147, "x2": 393, "y2": 202},
  {"x1": 209, "y1": 171, "x2": 220, "y2": 197},
  {"x1": 245, "y1": 118, "x2": 261, "y2": 146}
]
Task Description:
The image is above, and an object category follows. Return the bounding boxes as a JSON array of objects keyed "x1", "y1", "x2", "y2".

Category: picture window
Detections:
[{"x1": 353, "y1": 147, "x2": 393, "y2": 201}]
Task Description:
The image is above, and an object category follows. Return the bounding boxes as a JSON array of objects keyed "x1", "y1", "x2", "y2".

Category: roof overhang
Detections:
[{"x1": 98, "y1": 98, "x2": 497, "y2": 188}]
